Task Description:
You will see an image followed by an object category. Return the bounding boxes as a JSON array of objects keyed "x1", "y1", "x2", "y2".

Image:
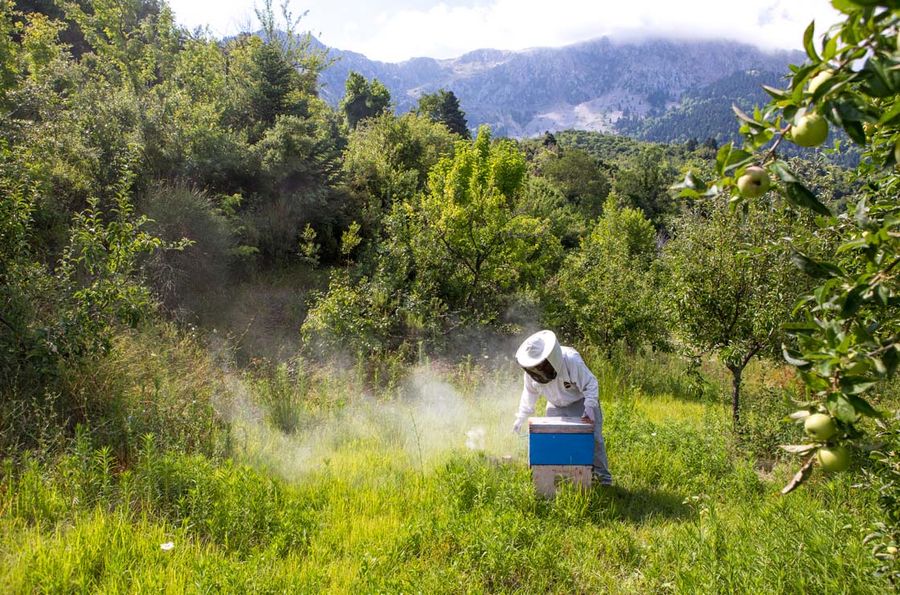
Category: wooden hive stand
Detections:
[{"x1": 528, "y1": 416, "x2": 594, "y2": 497}]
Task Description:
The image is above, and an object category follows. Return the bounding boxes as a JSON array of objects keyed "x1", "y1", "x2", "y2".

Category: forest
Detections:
[{"x1": 1, "y1": 1, "x2": 898, "y2": 592}]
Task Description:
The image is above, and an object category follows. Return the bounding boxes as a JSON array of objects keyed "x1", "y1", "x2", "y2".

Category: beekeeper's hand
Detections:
[
  {"x1": 512, "y1": 418, "x2": 524, "y2": 434},
  {"x1": 582, "y1": 407, "x2": 596, "y2": 424}
]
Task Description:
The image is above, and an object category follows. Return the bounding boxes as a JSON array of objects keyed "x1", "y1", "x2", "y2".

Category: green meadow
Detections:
[{"x1": 2, "y1": 350, "x2": 890, "y2": 593}]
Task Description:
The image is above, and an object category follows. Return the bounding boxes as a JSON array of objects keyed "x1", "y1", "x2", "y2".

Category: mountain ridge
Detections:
[{"x1": 312, "y1": 35, "x2": 806, "y2": 140}]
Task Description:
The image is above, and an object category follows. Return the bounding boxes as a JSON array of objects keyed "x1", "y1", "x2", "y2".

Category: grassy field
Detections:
[{"x1": 0, "y1": 352, "x2": 892, "y2": 593}]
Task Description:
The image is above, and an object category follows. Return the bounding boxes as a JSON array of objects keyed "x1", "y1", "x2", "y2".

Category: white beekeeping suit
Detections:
[{"x1": 513, "y1": 330, "x2": 612, "y2": 485}]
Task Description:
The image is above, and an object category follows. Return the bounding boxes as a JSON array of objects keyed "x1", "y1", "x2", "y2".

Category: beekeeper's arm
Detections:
[
  {"x1": 512, "y1": 374, "x2": 539, "y2": 433},
  {"x1": 571, "y1": 352, "x2": 600, "y2": 422}
]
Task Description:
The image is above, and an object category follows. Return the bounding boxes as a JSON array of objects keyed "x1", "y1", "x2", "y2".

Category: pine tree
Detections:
[
  {"x1": 249, "y1": 42, "x2": 300, "y2": 128},
  {"x1": 416, "y1": 89, "x2": 469, "y2": 138},
  {"x1": 340, "y1": 71, "x2": 390, "y2": 129}
]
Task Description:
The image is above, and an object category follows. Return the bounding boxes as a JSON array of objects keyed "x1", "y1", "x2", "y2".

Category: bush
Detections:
[
  {"x1": 547, "y1": 196, "x2": 667, "y2": 352},
  {"x1": 139, "y1": 185, "x2": 237, "y2": 322},
  {"x1": 0, "y1": 171, "x2": 166, "y2": 455}
]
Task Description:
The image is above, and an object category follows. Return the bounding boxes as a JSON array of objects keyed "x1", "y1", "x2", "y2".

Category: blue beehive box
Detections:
[{"x1": 528, "y1": 417, "x2": 594, "y2": 466}]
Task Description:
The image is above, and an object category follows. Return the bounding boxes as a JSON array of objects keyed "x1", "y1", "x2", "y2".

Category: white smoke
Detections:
[{"x1": 220, "y1": 363, "x2": 526, "y2": 480}]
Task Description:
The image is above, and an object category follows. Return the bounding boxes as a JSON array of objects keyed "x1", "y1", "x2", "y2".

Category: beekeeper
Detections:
[{"x1": 512, "y1": 330, "x2": 612, "y2": 485}]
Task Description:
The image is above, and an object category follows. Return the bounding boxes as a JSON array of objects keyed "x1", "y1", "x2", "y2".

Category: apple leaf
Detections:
[
  {"x1": 791, "y1": 63, "x2": 818, "y2": 91},
  {"x1": 762, "y1": 85, "x2": 790, "y2": 100},
  {"x1": 878, "y1": 101, "x2": 900, "y2": 126},
  {"x1": 841, "y1": 284, "x2": 866, "y2": 316},
  {"x1": 781, "y1": 454, "x2": 817, "y2": 495},
  {"x1": 803, "y1": 22, "x2": 820, "y2": 63},
  {"x1": 790, "y1": 250, "x2": 844, "y2": 278},
  {"x1": 783, "y1": 182, "x2": 832, "y2": 217},
  {"x1": 769, "y1": 160, "x2": 799, "y2": 183},
  {"x1": 731, "y1": 105, "x2": 765, "y2": 131},
  {"x1": 780, "y1": 444, "x2": 818, "y2": 454},
  {"x1": 839, "y1": 375, "x2": 877, "y2": 395},
  {"x1": 846, "y1": 394, "x2": 881, "y2": 418},
  {"x1": 822, "y1": 34, "x2": 838, "y2": 60},
  {"x1": 830, "y1": 0, "x2": 857, "y2": 13},
  {"x1": 827, "y1": 395, "x2": 859, "y2": 423},
  {"x1": 788, "y1": 410, "x2": 812, "y2": 421},
  {"x1": 783, "y1": 344, "x2": 812, "y2": 368},
  {"x1": 860, "y1": 58, "x2": 900, "y2": 98}
]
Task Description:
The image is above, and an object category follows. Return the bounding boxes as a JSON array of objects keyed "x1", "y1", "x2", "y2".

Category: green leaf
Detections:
[
  {"x1": 846, "y1": 395, "x2": 881, "y2": 418},
  {"x1": 783, "y1": 182, "x2": 832, "y2": 217},
  {"x1": 822, "y1": 34, "x2": 838, "y2": 60},
  {"x1": 762, "y1": 85, "x2": 790, "y2": 100},
  {"x1": 841, "y1": 284, "x2": 868, "y2": 316},
  {"x1": 839, "y1": 375, "x2": 878, "y2": 395},
  {"x1": 803, "y1": 21, "x2": 820, "y2": 62},
  {"x1": 800, "y1": 370, "x2": 831, "y2": 392},
  {"x1": 782, "y1": 344, "x2": 812, "y2": 367},
  {"x1": 844, "y1": 120, "x2": 868, "y2": 145},
  {"x1": 724, "y1": 150, "x2": 754, "y2": 173},
  {"x1": 790, "y1": 251, "x2": 844, "y2": 278},
  {"x1": 830, "y1": 0, "x2": 858, "y2": 15},
  {"x1": 672, "y1": 171, "x2": 708, "y2": 192},
  {"x1": 732, "y1": 104, "x2": 756, "y2": 125},
  {"x1": 828, "y1": 395, "x2": 858, "y2": 423},
  {"x1": 860, "y1": 58, "x2": 900, "y2": 98},
  {"x1": 769, "y1": 160, "x2": 800, "y2": 183},
  {"x1": 791, "y1": 63, "x2": 818, "y2": 90},
  {"x1": 836, "y1": 238, "x2": 868, "y2": 253},
  {"x1": 715, "y1": 142, "x2": 734, "y2": 176},
  {"x1": 878, "y1": 101, "x2": 900, "y2": 126}
]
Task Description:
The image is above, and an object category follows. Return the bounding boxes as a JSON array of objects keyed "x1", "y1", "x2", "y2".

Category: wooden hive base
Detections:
[{"x1": 532, "y1": 465, "x2": 592, "y2": 497}]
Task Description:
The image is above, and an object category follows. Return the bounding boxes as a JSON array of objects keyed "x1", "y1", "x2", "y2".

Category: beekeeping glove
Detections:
[
  {"x1": 512, "y1": 417, "x2": 524, "y2": 434},
  {"x1": 582, "y1": 407, "x2": 596, "y2": 423}
]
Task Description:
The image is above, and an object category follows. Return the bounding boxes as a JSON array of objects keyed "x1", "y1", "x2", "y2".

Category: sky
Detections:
[{"x1": 166, "y1": 0, "x2": 843, "y2": 63}]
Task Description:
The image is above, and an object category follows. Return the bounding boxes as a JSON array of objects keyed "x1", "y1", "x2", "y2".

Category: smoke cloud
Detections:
[{"x1": 220, "y1": 363, "x2": 528, "y2": 480}]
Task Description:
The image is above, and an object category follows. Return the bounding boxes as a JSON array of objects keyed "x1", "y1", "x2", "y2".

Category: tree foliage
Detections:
[
  {"x1": 665, "y1": 199, "x2": 816, "y2": 425},
  {"x1": 536, "y1": 147, "x2": 610, "y2": 219},
  {"x1": 340, "y1": 71, "x2": 391, "y2": 130},
  {"x1": 677, "y1": 2, "x2": 899, "y2": 491},
  {"x1": 614, "y1": 147, "x2": 677, "y2": 226},
  {"x1": 416, "y1": 88, "x2": 470, "y2": 138},
  {"x1": 409, "y1": 126, "x2": 559, "y2": 319},
  {"x1": 342, "y1": 111, "x2": 456, "y2": 234},
  {"x1": 548, "y1": 195, "x2": 666, "y2": 352},
  {"x1": 303, "y1": 126, "x2": 560, "y2": 354}
]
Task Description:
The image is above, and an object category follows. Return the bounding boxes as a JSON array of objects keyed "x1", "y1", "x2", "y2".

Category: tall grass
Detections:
[{"x1": 1, "y1": 348, "x2": 893, "y2": 593}]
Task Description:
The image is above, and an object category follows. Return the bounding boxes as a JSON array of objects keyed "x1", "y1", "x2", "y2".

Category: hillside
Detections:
[{"x1": 315, "y1": 36, "x2": 804, "y2": 139}]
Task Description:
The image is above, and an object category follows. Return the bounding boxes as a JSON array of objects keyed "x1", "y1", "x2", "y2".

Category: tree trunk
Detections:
[{"x1": 729, "y1": 365, "x2": 742, "y2": 428}]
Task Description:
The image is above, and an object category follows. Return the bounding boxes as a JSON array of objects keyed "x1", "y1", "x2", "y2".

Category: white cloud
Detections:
[
  {"x1": 166, "y1": 0, "x2": 843, "y2": 62},
  {"x1": 349, "y1": 0, "x2": 842, "y2": 62}
]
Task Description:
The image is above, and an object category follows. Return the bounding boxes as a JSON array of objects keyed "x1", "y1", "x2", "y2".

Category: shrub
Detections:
[
  {"x1": 547, "y1": 195, "x2": 667, "y2": 352},
  {"x1": 139, "y1": 185, "x2": 237, "y2": 322}
]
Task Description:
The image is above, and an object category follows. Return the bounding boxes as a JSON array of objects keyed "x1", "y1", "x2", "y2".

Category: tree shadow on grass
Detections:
[{"x1": 588, "y1": 484, "x2": 693, "y2": 525}]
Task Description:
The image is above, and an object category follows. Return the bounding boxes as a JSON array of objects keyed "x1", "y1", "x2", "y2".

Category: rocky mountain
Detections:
[{"x1": 314, "y1": 36, "x2": 805, "y2": 140}]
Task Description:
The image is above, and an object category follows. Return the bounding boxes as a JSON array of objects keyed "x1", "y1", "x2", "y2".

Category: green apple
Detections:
[
  {"x1": 791, "y1": 113, "x2": 829, "y2": 147},
  {"x1": 807, "y1": 70, "x2": 833, "y2": 94},
  {"x1": 804, "y1": 413, "x2": 837, "y2": 441},
  {"x1": 817, "y1": 446, "x2": 850, "y2": 473},
  {"x1": 736, "y1": 166, "x2": 770, "y2": 198}
]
